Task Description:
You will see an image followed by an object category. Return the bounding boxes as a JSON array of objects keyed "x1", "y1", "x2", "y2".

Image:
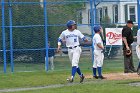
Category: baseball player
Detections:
[
  {"x1": 136, "y1": 29, "x2": 140, "y2": 75},
  {"x1": 57, "y1": 20, "x2": 88, "y2": 83},
  {"x1": 92, "y1": 25, "x2": 105, "y2": 79}
]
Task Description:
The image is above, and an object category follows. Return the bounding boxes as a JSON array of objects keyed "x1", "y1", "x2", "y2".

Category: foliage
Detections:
[
  {"x1": 0, "y1": 0, "x2": 85, "y2": 62},
  {"x1": 47, "y1": 1, "x2": 85, "y2": 47}
]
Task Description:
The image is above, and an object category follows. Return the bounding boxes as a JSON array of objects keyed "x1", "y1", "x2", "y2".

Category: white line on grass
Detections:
[{"x1": 0, "y1": 80, "x2": 100, "y2": 93}]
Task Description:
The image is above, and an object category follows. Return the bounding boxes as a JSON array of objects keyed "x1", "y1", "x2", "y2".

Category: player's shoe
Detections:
[
  {"x1": 131, "y1": 69, "x2": 137, "y2": 73},
  {"x1": 93, "y1": 76, "x2": 98, "y2": 79},
  {"x1": 137, "y1": 68, "x2": 140, "y2": 75},
  {"x1": 124, "y1": 69, "x2": 134, "y2": 73},
  {"x1": 80, "y1": 75, "x2": 85, "y2": 83},
  {"x1": 98, "y1": 76, "x2": 106, "y2": 79},
  {"x1": 67, "y1": 78, "x2": 73, "y2": 83}
]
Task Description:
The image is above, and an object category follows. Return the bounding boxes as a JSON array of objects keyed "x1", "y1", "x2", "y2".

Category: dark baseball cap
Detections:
[{"x1": 127, "y1": 20, "x2": 133, "y2": 24}]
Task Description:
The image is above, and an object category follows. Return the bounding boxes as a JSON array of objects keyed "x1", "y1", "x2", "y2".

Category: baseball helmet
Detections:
[
  {"x1": 93, "y1": 25, "x2": 101, "y2": 33},
  {"x1": 67, "y1": 20, "x2": 76, "y2": 29}
]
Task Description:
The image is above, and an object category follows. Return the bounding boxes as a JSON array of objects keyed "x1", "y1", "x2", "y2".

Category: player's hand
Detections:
[
  {"x1": 101, "y1": 49, "x2": 105, "y2": 53},
  {"x1": 133, "y1": 36, "x2": 137, "y2": 38},
  {"x1": 84, "y1": 39, "x2": 88, "y2": 42},
  {"x1": 126, "y1": 46, "x2": 130, "y2": 50},
  {"x1": 57, "y1": 47, "x2": 61, "y2": 53}
]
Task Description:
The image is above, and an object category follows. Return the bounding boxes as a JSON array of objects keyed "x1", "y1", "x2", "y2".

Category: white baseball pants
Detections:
[
  {"x1": 68, "y1": 46, "x2": 82, "y2": 67},
  {"x1": 136, "y1": 45, "x2": 140, "y2": 61},
  {"x1": 93, "y1": 50, "x2": 104, "y2": 68}
]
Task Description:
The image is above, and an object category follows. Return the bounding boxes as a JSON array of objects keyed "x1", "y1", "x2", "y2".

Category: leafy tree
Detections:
[
  {"x1": 47, "y1": 0, "x2": 85, "y2": 47},
  {"x1": 0, "y1": 0, "x2": 85, "y2": 62}
]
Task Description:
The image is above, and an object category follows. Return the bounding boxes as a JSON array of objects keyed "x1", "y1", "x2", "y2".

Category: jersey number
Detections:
[{"x1": 74, "y1": 39, "x2": 77, "y2": 42}]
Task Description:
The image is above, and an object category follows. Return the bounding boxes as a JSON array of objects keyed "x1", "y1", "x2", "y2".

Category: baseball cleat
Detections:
[
  {"x1": 80, "y1": 75, "x2": 85, "y2": 83},
  {"x1": 93, "y1": 76, "x2": 98, "y2": 79},
  {"x1": 131, "y1": 69, "x2": 137, "y2": 72},
  {"x1": 67, "y1": 78, "x2": 73, "y2": 83},
  {"x1": 98, "y1": 76, "x2": 106, "y2": 79},
  {"x1": 137, "y1": 68, "x2": 140, "y2": 75},
  {"x1": 124, "y1": 69, "x2": 135, "y2": 73}
]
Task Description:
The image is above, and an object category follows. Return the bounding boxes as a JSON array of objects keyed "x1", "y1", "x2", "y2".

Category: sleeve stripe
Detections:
[
  {"x1": 58, "y1": 38, "x2": 62, "y2": 43},
  {"x1": 82, "y1": 37, "x2": 86, "y2": 41}
]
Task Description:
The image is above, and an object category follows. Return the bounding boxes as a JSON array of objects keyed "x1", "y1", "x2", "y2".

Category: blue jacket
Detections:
[{"x1": 48, "y1": 48, "x2": 55, "y2": 57}]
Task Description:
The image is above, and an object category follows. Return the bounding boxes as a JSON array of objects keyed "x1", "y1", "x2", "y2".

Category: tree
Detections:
[
  {"x1": 47, "y1": 0, "x2": 85, "y2": 47},
  {"x1": 0, "y1": 0, "x2": 85, "y2": 62}
]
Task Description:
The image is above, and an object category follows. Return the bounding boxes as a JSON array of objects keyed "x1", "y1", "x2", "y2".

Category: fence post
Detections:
[
  {"x1": 137, "y1": 0, "x2": 140, "y2": 29},
  {"x1": 1, "y1": 0, "x2": 7, "y2": 73},
  {"x1": 89, "y1": 0, "x2": 94, "y2": 65},
  {"x1": 8, "y1": 0, "x2": 14, "y2": 73},
  {"x1": 44, "y1": 0, "x2": 49, "y2": 71}
]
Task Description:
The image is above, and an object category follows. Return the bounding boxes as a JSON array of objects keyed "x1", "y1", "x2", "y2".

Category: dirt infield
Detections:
[{"x1": 86, "y1": 73, "x2": 140, "y2": 80}]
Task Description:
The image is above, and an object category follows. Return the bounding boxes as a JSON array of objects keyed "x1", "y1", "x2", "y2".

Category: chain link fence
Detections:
[{"x1": 0, "y1": 0, "x2": 139, "y2": 73}]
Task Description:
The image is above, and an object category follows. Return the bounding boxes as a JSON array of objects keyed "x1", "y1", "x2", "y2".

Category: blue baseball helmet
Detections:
[
  {"x1": 66, "y1": 20, "x2": 76, "y2": 29},
  {"x1": 93, "y1": 25, "x2": 101, "y2": 33}
]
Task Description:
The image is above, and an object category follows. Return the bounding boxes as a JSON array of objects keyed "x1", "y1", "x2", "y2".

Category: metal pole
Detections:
[
  {"x1": 137, "y1": 0, "x2": 140, "y2": 29},
  {"x1": 43, "y1": 0, "x2": 49, "y2": 71},
  {"x1": 90, "y1": 0, "x2": 94, "y2": 64},
  {"x1": 1, "y1": 0, "x2": 7, "y2": 73},
  {"x1": 8, "y1": 0, "x2": 14, "y2": 72},
  {"x1": 93, "y1": 1, "x2": 97, "y2": 25}
]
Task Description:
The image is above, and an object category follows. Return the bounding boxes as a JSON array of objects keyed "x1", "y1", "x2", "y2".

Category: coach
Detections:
[{"x1": 122, "y1": 20, "x2": 136, "y2": 73}]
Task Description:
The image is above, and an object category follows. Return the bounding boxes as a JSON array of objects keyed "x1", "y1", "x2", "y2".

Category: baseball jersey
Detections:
[
  {"x1": 93, "y1": 33, "x2": 103, "y2": 50},
  {"x1": 59, "y1": 29, "x2": 84, "y2": 47},
  {"x1": 137, "y1": 29, "x2": 140, "y2": 45}
]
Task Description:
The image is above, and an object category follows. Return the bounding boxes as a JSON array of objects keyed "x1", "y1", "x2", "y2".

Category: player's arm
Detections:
[
  {"x1": 57, "y1": 32, "x2": 64, "y2": 52},
  {"x1": 57, "y1": 38, "x2": 62, "y2": 52},
  {"x1": 82, "y1": 37, "x2": 88, "y2": 42},
  {"x1": 78, "y1": 31, "x2": 88, "y2": 42},
  {"x1": 122, "y1": 37, "x2": 129, "y2": 50},
  {"x1": 95, "y1": 35, "x2": 104, "y2": 50},
  {"x1": 122, "y1": 28, "x2": 130, "y2": 50},
  {"x1": 97, "y1": 43, "x2": 104, "y2": 50}
]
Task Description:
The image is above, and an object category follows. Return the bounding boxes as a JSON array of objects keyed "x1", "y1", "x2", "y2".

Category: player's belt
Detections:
[{"x1": 68, "y1": 46, "x2": 79, "y2": 49}]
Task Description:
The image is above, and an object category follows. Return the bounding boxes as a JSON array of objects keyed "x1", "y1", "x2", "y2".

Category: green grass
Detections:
[
  {"x1": 0, "y1": 70, "x2": 140, "y2": 93},
  {"x1": 10, "y1": 80, "x2": 140, "y2": 93},
  {"x1": 0, "y1": 71, "x2": 69, "y2": 89},
  {"x1": 0, "y1": 55, "x2": 139, "y2": 93}
]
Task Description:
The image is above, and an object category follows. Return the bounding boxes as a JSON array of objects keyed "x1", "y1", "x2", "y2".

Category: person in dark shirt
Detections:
[
  {"x1": 122, "y1": 20, "x2": 136, "y2": 73},
  {"x1": 45, "y1": 42, "x2": 55, "y2": 70}
]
